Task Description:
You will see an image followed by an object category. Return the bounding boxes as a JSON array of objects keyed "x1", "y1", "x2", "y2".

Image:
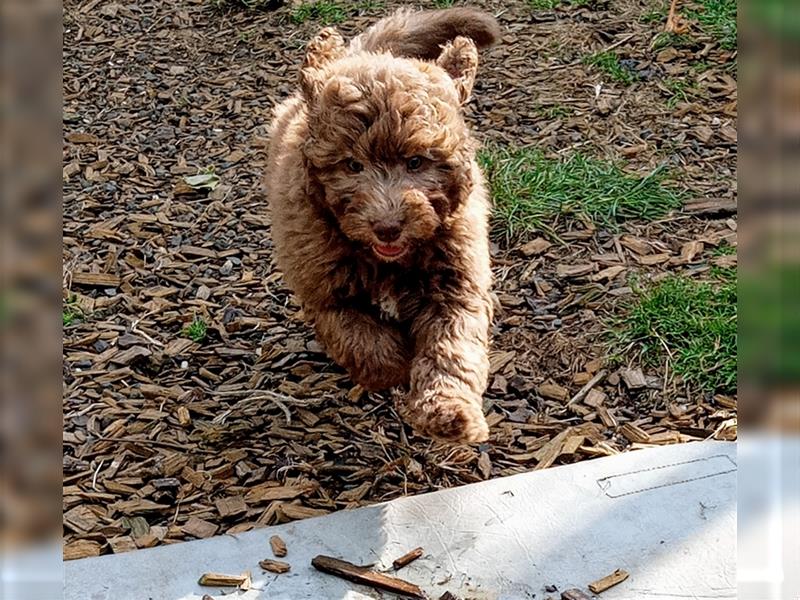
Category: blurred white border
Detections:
[{"x1": 738, "y1": 434, "x2": 800, "y2": 599}]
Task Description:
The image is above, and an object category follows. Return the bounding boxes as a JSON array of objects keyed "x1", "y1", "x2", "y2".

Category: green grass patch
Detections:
[
  {"x1": 63, "y1": 295, "x2": 81, "y2": 327},
  {"x1": 612, "y1": 269, "x2": 737, "y2": 394},
  {"x1": 688, "y1": 0, "x2": 737, "y2": 50},
  {"x1": 433, "y1": 0, "x2": 455, "y2": 7},
  {"x1": 640, "y1": 3, "x2": 668, "y2": 23},
  {"x1": 536, "y1": 104, "x2": 573, "y2": 119},
  {"x1": 183, "y1": 316, "x2": 208, "y2": 343},
  {"x1": 529, "y1": 0, "x2": 591, "y2": 9},
  {"x1": 652, "y1": 31, "x2": 694, "y2": 50},
  {"x1": 291, "y1": 1, "x2": 347, "y2": 24},
  {"x1": 690, "y1": 60, "x2": 712, "y2": 74},
  {"x1": 529, "y1": 0, "x2": 560, "y2": 8},
  {"x1": 712, "y1": 243, "x2": 737, "y2": 256},
  {"x1": 663, "y1": 77, "x2": 694, "y2": 108},
  {"x1": 740, "y1": 264, "x2": 800, "y2": 384},
  {"x1": 290, "y1": 0, "x2": 381, "y2": 24},
  {"x1": 583, "y1": 51, "x2": 636, "y2": 85},
  {"x1": 748, "y1": 0, "x2": 800, "y2": 43},
  {"x1": 478, "y1": 146, "x2": 685, "y2": 240}
]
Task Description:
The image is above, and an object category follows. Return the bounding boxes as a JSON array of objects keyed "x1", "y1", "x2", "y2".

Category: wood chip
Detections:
[
  {"x1": 620, "y1": 368, "x2": 647, "y2": 389},
  {"x1": 590, "y1": 265, "x2": 625, "y2": 282},
  {"x1": 63, "y1": 539, "x2": 101, "y2": 560},
  {"x1": 597, "y1": 406, "x2": 618, "y2": 428},
  {"x1": 198, "y1": 572, "x2": 251, "y2": 589},
  {"x1": 245, "y1": 482, "x2": 315, "y2": 504},
  {"x1": 556, "y1": 263, "x2": 595, "y2": 278},
  {"x1": 533, "y1": 428, "x2": 573, "y2": 470},
  {"x1": 520, "y1": 238, "x2": 552, "y2": 256},
  {"x1": 561, "y1": 435, "x2": 585, "y2": 455},
  {"x1": 108, "y1": 536, "x2": 137, "y2": 554},
  {"x1": 683, "y1": 198, "x2": 737, "y2": 215},
  {"x1": 538, "y1": 382, "x2": 568, "y2": 402},
  {"x1": 566, "y1": 370, "x2": 606, "y2": 406},
  {"x1": 636, "y1": 252, "x2": 671, "y2": 265},
  {"x1": 259, "y1": 559, "x2": 291, "y2": 574},
  {"x1": 561, "y1": 589, "x2": 593, "y2": 600},
  {"x1": 583, "y1": 388, "x2": 607, "y2": 408},
  {"x1": 66, "y1": 132, "x2": 100, "y2": 144},
  {"x1": 488, "y1": 350, "x2": 515, "y2": 374},
  {"x1": 656, "y1": 47, "x2": 680, "y2": 62},
  {"x1": 71, "y1": 272, "x2": 120, "y2": 287},
  {"x1": 270, "y1": 534, "x2": 287, "y2": 557},
  {"x1": 176, "y1": 405, "x2": 192, "y2": 426},
  {"x1": 619, "y1": 235, "x2": 651, "y2": 255},
  {"x1": 338, "y1": 481, "x2": 372, "y2": 502},
  {"x1": 714, "y1": 395, "x2": 737, "y2": 410},
  {"x1": 680, "y1": 240, "x2": 704, "y2": 263},
  {"x1": 311, "y1": 555, "x2": 426, "y2": 599},
  {"x1": 477, "y1": 451, "x2": 492, "y2": 479},
  {"x1": 215, "y1": 495, "x2": 248, "y2": 518},
  {"x1": 619, "y1": 423, "x2": 652, "y2": 444},
  {"x1": 181, "y1": 516, "x2": 219, "y2": 539},
  {"x1": 588, "y1": 568, "x2": 630, "y2": 593},
  {"x1": 392, "y1": 547, "x2": 424, "y2": 570}
]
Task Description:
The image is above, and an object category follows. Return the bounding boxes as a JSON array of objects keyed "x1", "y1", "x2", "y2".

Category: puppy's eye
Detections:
[
  {"x1": 346, "y1": 159, "x2": 364, "y2": 173},
  {"x1": 406, "y1": 156, "x2": 424, "y2": 171}
]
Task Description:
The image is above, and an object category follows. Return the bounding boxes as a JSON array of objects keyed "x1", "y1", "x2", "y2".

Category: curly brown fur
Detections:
[{"x1": 265, "y1": 9, "x2": 499, "y2": 443}]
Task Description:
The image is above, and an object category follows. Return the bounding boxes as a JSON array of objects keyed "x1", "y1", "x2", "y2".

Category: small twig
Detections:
[
  {"x1": 94, "y1": 436, "x2": 213, "y2": 453},
  {"x1": 392, "y1": 547, "x2": 424, "y2": 570},
  {"x1": 91, "y1": 459, "x2": 104, "y2": 491},
  {"x1": 603, "y1": 33, "x2": 636, "y2": 53},
  {"x1": 542, "y1": 33, "x2": 637, "y2": 72},
  {"x1": 130, "y1": 317, "x2": 164, "y2": 347},
  {"x1": 311, "y1": 555, "x2": 425, "y2": 599},
  {"x1": 665, "y1": 0, "x2": 680, "y2": 32},
  {"x1": 210, "y1": 389, "x2": 319, "y2": 425},
  {"x1": 566, "y1": 369, "x2": 608, "y2": 407},
  {"x1": 210, "y1": 389, "x2": 316, "y2": 404}
]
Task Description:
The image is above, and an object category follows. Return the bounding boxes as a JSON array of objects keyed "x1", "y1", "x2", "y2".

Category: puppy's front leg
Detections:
[
  {"x1": 403, "y1": 295, "x2": 491, "y2": 443},
  {"x1": 313, "y1": 307, "x2": 411, "y2": 392}
]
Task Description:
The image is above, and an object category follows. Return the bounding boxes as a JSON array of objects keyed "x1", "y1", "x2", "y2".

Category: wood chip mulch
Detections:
[{"x1": 63, "y1": 0, "x2": 737, "y2": 559}]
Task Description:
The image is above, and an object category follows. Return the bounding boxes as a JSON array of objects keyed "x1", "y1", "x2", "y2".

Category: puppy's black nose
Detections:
[{"x1": 373, "y1": 222, "x2": 402, "y2": 243}]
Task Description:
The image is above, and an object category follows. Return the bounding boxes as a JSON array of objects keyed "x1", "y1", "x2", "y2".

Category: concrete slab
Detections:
[{"x1": 65, "y1": 441, "x2": 736, "y2": 600}]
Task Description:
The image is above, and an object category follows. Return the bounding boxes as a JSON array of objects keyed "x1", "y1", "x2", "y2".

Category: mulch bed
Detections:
[{"x1": 63, "y1": 0, "x2": 737, "y2": 559}]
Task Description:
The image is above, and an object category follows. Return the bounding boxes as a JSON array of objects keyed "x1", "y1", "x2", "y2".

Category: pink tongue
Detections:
[{"x1": 375, "y1": 244, "x2": 402, "y2": 256}]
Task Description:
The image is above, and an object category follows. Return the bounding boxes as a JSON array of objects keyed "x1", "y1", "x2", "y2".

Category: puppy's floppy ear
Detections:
[
  {"x1": 300, "y1": 27, "x2": 347, "y2": 101},
  {"x1": 436, "y1": 36, "x2": 479, "y2": 105}
]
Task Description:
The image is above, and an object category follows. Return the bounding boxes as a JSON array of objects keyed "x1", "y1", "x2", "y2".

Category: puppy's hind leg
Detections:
[{"x1": 313, "y1": 307, "x2": 411, "y2": 392}]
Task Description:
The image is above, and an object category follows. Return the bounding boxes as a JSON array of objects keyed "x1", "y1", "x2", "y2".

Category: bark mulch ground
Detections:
[{"x1": 63, "y1": 0, "x2": 737, "y2": 559}]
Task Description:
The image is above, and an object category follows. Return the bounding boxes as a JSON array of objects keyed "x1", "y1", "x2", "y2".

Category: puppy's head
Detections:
[{"x1": 300, "y1": 29, "x2": 479, "y2": 263}]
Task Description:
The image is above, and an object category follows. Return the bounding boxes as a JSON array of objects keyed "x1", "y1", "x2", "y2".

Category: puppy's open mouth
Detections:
[{"x1": 372, "y1": 243, "x2": 407, "y2": 260}]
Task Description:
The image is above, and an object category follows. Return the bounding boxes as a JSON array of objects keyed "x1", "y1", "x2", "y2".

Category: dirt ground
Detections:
[{"x1": 63, "y1": 0, "x2": 737, "y2": 558}]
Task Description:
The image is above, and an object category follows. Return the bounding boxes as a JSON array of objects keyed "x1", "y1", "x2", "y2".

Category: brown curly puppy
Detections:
[{"x1": 266, "y1": 8, "x2": 500, "y2": 443}]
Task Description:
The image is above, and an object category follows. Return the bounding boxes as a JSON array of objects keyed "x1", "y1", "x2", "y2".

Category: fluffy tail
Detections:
[{"x1": 350, "y1": 8, "x2": 501, "y2": 60}]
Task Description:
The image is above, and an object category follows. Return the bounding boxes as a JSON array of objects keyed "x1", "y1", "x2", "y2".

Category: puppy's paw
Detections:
[{"x1": 399, "y1": 388, "x2": 489, "y2": 444}]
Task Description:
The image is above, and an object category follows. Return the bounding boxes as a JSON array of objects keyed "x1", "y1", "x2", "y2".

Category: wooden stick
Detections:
[
  {"x1": 392, "y1": 547, "x2": 424, "y2": 570},
  {"x1": 269, "y1": 534, "x2": 287, "y2": 557},
  {"x1": 259, "y1": 558, "x2": 290, "y2": 574},
  {"x1": 197, "y1": 571, "x2": 251, "y2": 589},
  {"x1": 588, "y1": 568, "x2": 630, "y2": 593},
  {"x1": 566, "y1": 369, "x2": 607, "y2": 407},
  {"x1": 665, "y1": 0, "x2": 680, "y2": 32},
  {"x1": 311, "y1": 555, "x2": 426, "y2": 599}
]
